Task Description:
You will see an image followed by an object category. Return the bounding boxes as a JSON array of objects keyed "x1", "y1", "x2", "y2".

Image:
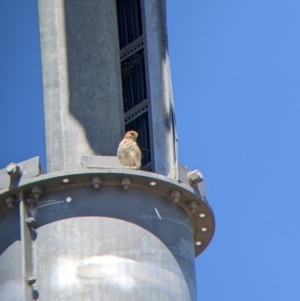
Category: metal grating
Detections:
[
  {"x1": 120, "y1": 36, "x2": 144, "y2": 62},
  {"x1": 116, "y1": 0, "x2": 143, "y2": 49},
  {"x1": 117, "y1": 0, "x2": 152, "y2": 170},
  {"x1": 124, "y1": 99, "x2": 148, "y2": 125},
  {"x1": 121, "y1": 49, "x2": 147, "y2": 113}
]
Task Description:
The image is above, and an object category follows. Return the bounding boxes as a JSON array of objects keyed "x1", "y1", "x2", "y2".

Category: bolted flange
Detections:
[{"x1": 0, "y1": 168, "x2": 215, "y2": 257}]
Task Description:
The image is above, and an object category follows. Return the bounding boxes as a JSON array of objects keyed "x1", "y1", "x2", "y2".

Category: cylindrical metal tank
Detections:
[{"x1": 0, "y1": 169, "x2": 214, "y2": 301}]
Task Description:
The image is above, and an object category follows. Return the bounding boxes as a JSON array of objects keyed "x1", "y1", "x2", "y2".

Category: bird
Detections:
[{"x1": 117, "y1": 130, "x2": 142, "y2": 169}]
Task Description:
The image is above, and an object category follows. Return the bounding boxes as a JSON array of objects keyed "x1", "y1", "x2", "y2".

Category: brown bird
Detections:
[{"x1": 117, "y1": 130, "x2": 142, "y2": 169}]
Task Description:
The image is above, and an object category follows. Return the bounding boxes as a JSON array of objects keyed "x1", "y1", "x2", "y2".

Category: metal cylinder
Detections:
[
  {"x1": 34, "y1": 189, "x2": 195, "y2": 300},
  {"x1": 0, "y1": 169, "x2": 215, "y2": 301}
]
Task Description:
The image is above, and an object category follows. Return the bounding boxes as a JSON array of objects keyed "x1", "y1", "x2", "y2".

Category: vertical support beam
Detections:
[
  {"x1": 20, "y1": 196, "x2": 34, "y2": 301},
  {"x1": 38, "y1": 0, "x2": 124, "y2": 172},
  {"x1": 143, "y1": 0, "x2": 177, "y2": 176}
]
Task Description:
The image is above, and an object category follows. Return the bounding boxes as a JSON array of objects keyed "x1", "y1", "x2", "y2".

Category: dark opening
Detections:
[
  {"x1": 125, "y1": 112, "x2": 151, "y2": 167},
  {"x1": 121, "y1": 50, "x2": 147, "y2": 112},
  {"x1": 117, "y1": 0, "x2": 152, "y2": 170},
  {"x1": 116, "y1": 0, "x2": 143, "y2": 49}
]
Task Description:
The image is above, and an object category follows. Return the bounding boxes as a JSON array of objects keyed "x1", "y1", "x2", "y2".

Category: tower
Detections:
[{"x1": 0, "y1": 1, "x2": 215, "y2": 300}]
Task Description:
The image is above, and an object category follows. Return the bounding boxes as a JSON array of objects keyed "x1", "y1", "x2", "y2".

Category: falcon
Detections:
[{"x1": 117, "y1": 130, "x2": 142, "y2": 169}]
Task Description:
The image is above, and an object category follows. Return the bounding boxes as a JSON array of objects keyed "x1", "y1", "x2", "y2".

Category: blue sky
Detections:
[{"x1": 1, "y1": 1, "x2": 300, "y2": 300}]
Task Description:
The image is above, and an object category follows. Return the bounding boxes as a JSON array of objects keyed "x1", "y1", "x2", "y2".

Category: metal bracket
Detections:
[
  {"x1": 82, "y1": 156, "x2": 125, "y2": 169},
  {"x1": 19, "y1": 193, "x2": 36, "y2": 301},
  {"x1": 168, "y1": 161, "x2": 206, "y2": 201},
  {"x1": 0, "y1": 157, "x2": 42, "y2": 190}
]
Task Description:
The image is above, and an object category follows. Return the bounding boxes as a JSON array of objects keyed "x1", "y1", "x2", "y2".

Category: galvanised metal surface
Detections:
[
  {"x1": 3, "y1": 0, "x2": 216, "y2": 299},
  {"x1": 0, "y1": 206, "x2": 23, "y2": 301},
  {"x1": 38, "y1": 0, "x2": 124, "y2": 172},
  {"x1": 142, "y1": 0, "x2": 178, "y2": 176},
  {"x1": 39, "y1": 0, "x2": 178, "y2": 176},
  {"x1": 0, "y1": 168, "x2": 215, "y2": 301}
]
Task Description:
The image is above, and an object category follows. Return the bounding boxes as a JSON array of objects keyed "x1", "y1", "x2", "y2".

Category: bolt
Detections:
[
  {"x1": 121, "y1": 178, "x2": 131, "y2": 190},
  {"x1": 171, "y1": 191, "x2": 181, "y2": 203},
  {"x1": 32, "y1": 287, "x2": 39, "y2": 299},
  {"x1": 27, "y1": 277, "x2": 36, "y2": 285},
  {"x1": 6, "y1": 163, "x2": 16, "y2": 175},
  {"x1": 187, "y1": 201, "x2": 198, "y2": 214},
  {"x1": 26, "y1": 198, "x2": 37, "y2": 206},
  {"x1": 5, "y1": 196, "x2": 15, "y2": 208},
  {"x1": 188, "y1": 169, "x2": 203, "y2": 186},
  {"x1": 6, "y1": 163, "x2": 22, "y2": 179},
  {"x1": 31, "y1": 186, "x2": 42, "y2": 199},
  {"x1": 26, "y1": 217, "x2": 36, "y2": 225},
  {"x1": 92, "y1": 177, "x2": 102, "y2": 189}
]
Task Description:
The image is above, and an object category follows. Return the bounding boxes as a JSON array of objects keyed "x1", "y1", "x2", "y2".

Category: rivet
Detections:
[
  {"x1": 92, "y1": 177, "x2": 102, "y2": 189},
  {"x1": 31, "y1": 186, "x2": 42, "y2": 199},
  {"x1": 121, "y1": 178, "x2": 131, "y2": 190},
  {"x1": 26, "y1": 198, "x2": 37, "y2": 206},
  {"x1": 5, "y1": 196, "x2": 15, "y2": 208},
  {"x1": 187, "y1": 201, "x2": 197, "y2": 214},
  {"x1": 171, "y1": 191, "x2": 181, "y2": 203}
]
